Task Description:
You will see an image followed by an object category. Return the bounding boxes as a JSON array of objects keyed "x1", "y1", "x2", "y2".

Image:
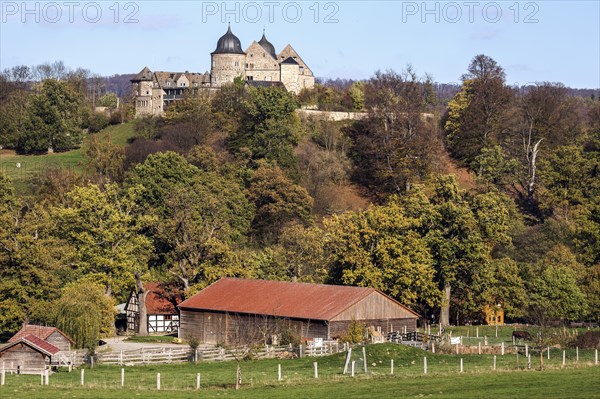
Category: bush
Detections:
[
  {"x1": 87, "y1": 113, "x2": 110, "y2": 133},
  {"x1": 109, "y1": 110, "x2": 122, "y2": 125},
  {"x1": 572, "y1": 331, "x2": 600, "y2": 349},
  {"x1": 340, "y1": 320, "x2": 366, "y2": 344},
  {"x1": 279, "y1": 327, "x2": 301, "y2": 346}
]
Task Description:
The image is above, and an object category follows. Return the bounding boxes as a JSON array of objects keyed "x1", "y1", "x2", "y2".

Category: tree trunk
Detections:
[
  {"x1": 235, "y1": 363, "x2": 241, "y2": 390},
  {"x1": 135, "y1": 272, "x2": 149, "y2": 336},
  {"x1": 440, "y1": 282, "x2": 451, "y2": 327}
]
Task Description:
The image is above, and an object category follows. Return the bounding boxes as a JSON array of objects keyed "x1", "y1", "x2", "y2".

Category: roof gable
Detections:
[
  {"x1": 0, "y1": 334, "x2": 61, "y2": 356},
  {"x1": 179, "y1": 278, "x2": 417, "y2": 320},
  {"x1": 9, "y1": 324, "x2": 74, "y2": 345},
  {"x1": 277, "y1": 44, "x2": 312, "y2": 75}
]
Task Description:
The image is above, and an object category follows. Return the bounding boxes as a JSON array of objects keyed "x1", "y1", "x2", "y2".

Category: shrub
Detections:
[
  {"x1": 340, "y1": 320, "x2": 366, "y2": 344},
  {"x1": 87, "y1": 113, "x2": 110, "y2": 133}
]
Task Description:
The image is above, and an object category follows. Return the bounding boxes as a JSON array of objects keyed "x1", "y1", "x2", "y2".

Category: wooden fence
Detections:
[
  {"x1": 97, "y1": 347, "x2": 190, "y2": 365},
  {"x1": 87, "y1": 341, "x2": 345, "y2": 366}
]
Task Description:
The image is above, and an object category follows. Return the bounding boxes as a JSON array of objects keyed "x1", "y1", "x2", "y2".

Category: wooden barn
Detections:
[
  {"x1": 125, "y1": 282, "x2": 181, "y2": 334},
  {"x1": 0, "y1": 334, "x2": 60, "y2": 374},
  {"x1": 178, "y1": 278, "x2": 420, "y2": 344},
  {"x1": 9, "y1": 324, "x2": 74, "y2": 352}
]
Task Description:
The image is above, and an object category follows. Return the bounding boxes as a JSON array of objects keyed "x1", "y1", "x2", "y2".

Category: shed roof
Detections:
[
  {"x1": 9, "y1": 325, "x2": 74, "y2": 345},
  {"x1": 179, "y1": 278, "x2": 419, "y2": 320},
  {"x1": 0, "y1": 334, "x2": 61, "y2": 356}
]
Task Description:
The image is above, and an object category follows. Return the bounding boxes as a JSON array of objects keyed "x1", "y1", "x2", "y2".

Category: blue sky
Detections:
[{"x1": 1, "y1": 1, "x2": 599, "y2": 88}]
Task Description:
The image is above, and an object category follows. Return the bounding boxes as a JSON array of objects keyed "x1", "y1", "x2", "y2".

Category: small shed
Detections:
[
  {"x1": 9, "y1": 325, "x2": 74, "y2": 352},
  {"x1": 0, "y1": 334, "x2": 60, "y2": 374},
  {"x1": 179, "y1": 278, "x2": 420, "y2": 344},
  {"x1": 125, "y1": 282, "x2": 181, "y2": 333}
]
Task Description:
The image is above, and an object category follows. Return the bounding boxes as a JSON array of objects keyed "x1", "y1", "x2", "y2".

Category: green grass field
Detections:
[
  {"x1": 1, "y1": 344, "x2": 597, "y2": 399},
  {"x1": 0, "y1": 122, "x2": 135, "y2": 194}
]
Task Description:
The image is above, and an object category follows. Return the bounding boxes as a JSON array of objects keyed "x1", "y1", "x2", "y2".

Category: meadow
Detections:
[
  {"x1": 1, "y1": 343, "x2": 598, "y2": 399},
  {"x1": 0, "y1": 122, "x2": 135, "y2": 194}
]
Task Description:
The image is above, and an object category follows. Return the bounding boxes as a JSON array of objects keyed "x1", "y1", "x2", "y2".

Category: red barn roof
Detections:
[
  {"x1": 179, "y1": 278, "x2": 419, "y2": 321},
  {"x1": 9, "y1": 324, "x2": 74, "y2": 344},
  {"x1": 0, "y1": 334, "x2": 61, "y2": 356}
]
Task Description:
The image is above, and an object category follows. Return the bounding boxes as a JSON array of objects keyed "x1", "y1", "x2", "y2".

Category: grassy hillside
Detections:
[{"x1": 0, "y1": 122, "x2": 135, "y2": 194}]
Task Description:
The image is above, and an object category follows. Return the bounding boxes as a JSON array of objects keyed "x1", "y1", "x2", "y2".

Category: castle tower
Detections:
[{"x1": 210, "y1": 25, "x2": 246, "y2": 86}]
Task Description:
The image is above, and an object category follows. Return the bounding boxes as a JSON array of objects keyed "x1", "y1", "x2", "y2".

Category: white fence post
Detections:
[
  {"x1": 423, "y1": 357, "x2": 428, "y2": 374},
  {"x1": 278, "y1": 364, "x2": 281, "y2": 382},
  {"x1": 313, "y1": 362, "x2": 318, "y2": 379},
  {"x1": 562, "y1": 350, "x2": 566, "y2": 366},
  {"x1": 547, "y1": 347, "x2": 550, "y2": 360},
  {"x1": 196, "y1": 373, "x2": 201, "y2": 389},
  {"x1": 157, "y1": 372, "x2": 161, "y2": 390},
  {"x1": 351, "y1": 361, "x2": 355, "y2": 377},
  {"x1": 390, "y1": 359, "x2": 394, "y2": 375},
  {"x1": 525, "y1": 344, "x2": 528, "y2": 357},
  {"x1": 478, "y1": 342, "x2": 481, "y2": 355},
  {"x1": 493, "y1": 355, "x2": 496, "y2": 370},
  {"x1": 343, "y1": 348, "x2": 352, "y2": 374},
  {"x1": 501, "y1": 342, "x2": 504, "y2": 356},
  {"x1": 362, "y1": 347, "x2": 368, "y2": 373},
  {"x1": 44, "y1": 369, "x2": 49, "y2": 385},
  {"x1": 81, "y1": 368, "x2": 84, "y2": 386},
  {"x1": 595, "y1": 349, "x2": 598, "y2": 365},
  {"x1": 431, "y1": 342, "x2": 435, "y2": 354},
  {"x1": 121, "y1": 368, "x2": 124, "y2": 387},
  {"x1": 576, "y1": 347, "x2": 579, "y2": 362},
  {"x1": 460, "y1": 358, "x2": 463, "y2": 373}
]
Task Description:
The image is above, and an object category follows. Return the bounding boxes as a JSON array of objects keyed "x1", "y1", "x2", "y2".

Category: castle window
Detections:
[
  {"x1": 146, "y1": 91, "x2": 149, "y2": 95},
  {"x1": 167, "y1": 82, "x2": 171, "y2": 86},
  {"x1": 300, "y1": 66, "x2": 305, "y2": 73},
  {"x1": 235, "y1": 61, "x2": 239, "y2": 67},
  {"x1": 194, "y1": 83, "x2": 198, "y2": 87},
  {"x1": 250, "y1": 54, "x2": 253, "y2": 57},
  {"x1": 212, "y1": 60, "x2": 216, "y2": 67}
]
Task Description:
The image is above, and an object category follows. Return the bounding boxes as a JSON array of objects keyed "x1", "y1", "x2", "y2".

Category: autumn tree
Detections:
[
  {"x1": 507, "y1": 82, "x2": 582, "y2": 212},
  {"x1": 444, "y1": 55, "x2": 513, "y2": 167},
  {"x1": 0, "y1": 175, "x2": 73, "y2": 331},
  {"x1": 247, "y1": 164, "x2": 313, "y2": 243},
  {"x1": 51, "y1": 183, "x2": 154, "y2": 299},
  {"x1": 276, "y1": 223, "x2": 328, "y2": 283},
  {"x1": 83, "y1": 133, "x2": 126, "y2": 183},
  {"x1": 158, "y1": 171, "x2": 254, "y2": 293},
  {"x1": 348, "y1": 69, "x2": 443, "y2": 197},
  {"x1": 18, "y1": 79, "x2": 84, "y2": 153},
  {"x1": 399, "y1": 176, "x2": 512, "y2": 325},
  {"x1": 325, "y1": 198, "x2": 440, "y2": 310},
  {"x1": 228, "y1": 86, "x2": 301, "y2": 170},
  {"x1": 527, "y1": 246, "x2": 587, "y2": 325}
]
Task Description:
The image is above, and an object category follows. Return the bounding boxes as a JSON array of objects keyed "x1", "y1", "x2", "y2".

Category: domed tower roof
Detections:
[
  {"x1": 258, "y1": 31, "x2": 276, "y2": 59},
  {"x1": 212, "y1": 25, "x2": 245, "y2": 55}
]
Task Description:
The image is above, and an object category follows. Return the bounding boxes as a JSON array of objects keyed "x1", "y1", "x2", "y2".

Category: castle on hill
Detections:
[{"x1": 131, "y1": 25, "x2": 315, "y2": 116}]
